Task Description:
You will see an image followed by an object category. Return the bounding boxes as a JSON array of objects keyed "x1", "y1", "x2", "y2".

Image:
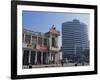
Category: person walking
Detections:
[{"x1": 61, "y1": 59, "x2": 64, "y2": 66}]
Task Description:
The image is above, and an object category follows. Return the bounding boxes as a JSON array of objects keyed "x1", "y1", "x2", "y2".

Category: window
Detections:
[
  {"x1": 38, "y1": 37, "x2": 42, "y2": 45},
  {"x1": 32, "y1": 36, "x2": 37, "y2": 48},
  {"x1": 52, "y1": 37, "x2": 56, "y2": 47},
  {"x1": 44, "y1": 38, "x2": 48, "y2": 45},
  {"x1": 25, "y1": 35, "x2": 31, "y2": 44}
]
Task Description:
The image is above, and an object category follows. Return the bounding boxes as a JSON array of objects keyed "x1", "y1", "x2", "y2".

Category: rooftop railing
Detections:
[{"x1": 23, "y1": 29, "x2": 45, "y2": 36}]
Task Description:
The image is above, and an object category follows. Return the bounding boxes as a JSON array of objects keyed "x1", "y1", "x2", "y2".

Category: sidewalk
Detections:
[
  {"x1": 23, "y1": 63, "x2": 89, "y2": 69},
  {"x1": 32, "y1": 64, "x2": 62, "y2": 68}
]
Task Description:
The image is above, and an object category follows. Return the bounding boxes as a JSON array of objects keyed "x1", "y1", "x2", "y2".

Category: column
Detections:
[
  {"x1": 37, "y1": 35, "x2": 39, "y2": 47},
  {"x1": 48, "y1": 52, "x2": 51, "y2": 64},
  {"x1": 56, "y1": 37, "x2": 58, "y2": 47},
  {"x1": 30, "y1": 35, "x2": 32, "y2": 44},
  {"x1": 45, "y1": 52, "x2": 47, "y2": 64},
  {"x1": 35, "y1": 36, "x2": 38, "y2": 64},
  {"x1": 55, "y1": 53, "x2": 56, "y2": 64},
  {"x1": 46, "y1": 52, "x2": 49, "y2": 64},
  {"x1": 23, "y1": 33, "x2": 26, "y2": 42},
  {"x1": 56, "y1": 53, "x2": 59, "y2": 64},
  {"x1": 35, "y1": 51, "x2": 37, "y2": 64},
  {"x1": 49, "y1": 33, "x2": 52, "y2": 48},
  {"x1": 49, "y1": 33, "x2": 52, "y2": 64},
  {"x1": 41, "y1": 37, "x2": 43, "y2": 64},
  {"x1": 41, "y1": 52, "x2": 43, "y2": 64},
  {"x1": 47, "y1": 38, "x2": 49, "y2": 46},
  {"x1": 59, "y1": 51, "x2": 61, "y2": 64},
  {"x1": 29, "y1": 50, "x2": 31, "y2": 65}
]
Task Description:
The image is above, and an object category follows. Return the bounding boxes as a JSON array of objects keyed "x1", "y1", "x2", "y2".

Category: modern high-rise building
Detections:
[{"x1": 62, "y1": 19, "x2": 89, "y2": 63}]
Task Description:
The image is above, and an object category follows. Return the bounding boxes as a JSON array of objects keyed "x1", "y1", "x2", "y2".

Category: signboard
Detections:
[
  {"x1": 27, "y1": 44, "x2": 33, "y2": 48},
  {"x1": 36, "y1": 44, "x2": 48, "y2": 51}
]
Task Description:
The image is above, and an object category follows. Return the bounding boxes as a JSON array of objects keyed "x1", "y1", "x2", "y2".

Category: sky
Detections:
[{"x1": 22, "y1": 11, "x2": 90, "y2": 48}]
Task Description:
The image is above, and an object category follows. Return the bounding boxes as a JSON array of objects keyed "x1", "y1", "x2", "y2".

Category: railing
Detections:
[
  {"x1": 50, "y1": 47, "x2": 59, "y2": 52},
  {"x1": 23, "y1": 29, "x2": 44, "y2": 36}
]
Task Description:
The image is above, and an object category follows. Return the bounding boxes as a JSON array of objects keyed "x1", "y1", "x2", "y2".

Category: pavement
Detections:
[{"x1": 23, "y1": 63, "x2": 89, "y2": 69}]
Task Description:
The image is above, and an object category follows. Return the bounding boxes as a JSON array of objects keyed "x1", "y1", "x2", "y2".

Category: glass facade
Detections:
[{"x1": 62, "y1": 19, "x2": 89, "y2": 62}]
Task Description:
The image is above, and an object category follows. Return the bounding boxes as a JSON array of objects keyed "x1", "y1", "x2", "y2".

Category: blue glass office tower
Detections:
[{"x1": 62, "y1": 19, "x2": 89, "y2": 62}]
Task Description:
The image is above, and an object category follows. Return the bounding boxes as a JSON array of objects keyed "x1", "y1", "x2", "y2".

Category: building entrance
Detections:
[
  {"x1": 30, "y1": 51, "x2": 35, "y2": 65},
  {"x1": 23, "y1": 50, "x2": 29, "y2": 65},
  {"x1": 37, "y1": 51, "x2": 41, "y2": 64}
]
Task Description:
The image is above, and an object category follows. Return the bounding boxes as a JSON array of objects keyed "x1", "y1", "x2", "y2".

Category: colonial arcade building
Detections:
[{"x1": 22, "y1": 25, "x2": 60, "y2": 68}]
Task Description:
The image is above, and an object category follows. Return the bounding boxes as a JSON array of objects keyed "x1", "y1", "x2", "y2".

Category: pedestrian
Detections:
[
  {"x1": 29, "y1": 64, "x2": 32, "y2": 68},
  {"x1": 61, "y1": 60, "x2": 64, "y2": 66},
  {"x1": 75, "y1": 63, "x2": 77, "y2": 66}
]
